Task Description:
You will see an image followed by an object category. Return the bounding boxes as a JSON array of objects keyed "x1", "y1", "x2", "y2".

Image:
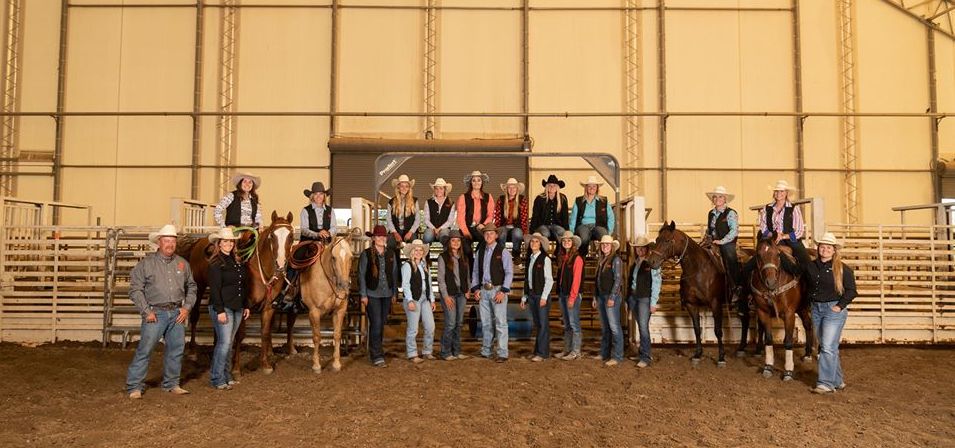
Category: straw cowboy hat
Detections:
[
  {"x1": 579, "y1": 175, "x2": 604, "y2": 187},
  {"x1": 463, "y1": 170, "x2": 490, "y2": 184},
  {"x1": 500, "y1": 178, "x2": 525, "y2": 195},
  {"x1": 391, "y1": 174, "x2": 416, "y2": 189},
  {"x1": 815, "y1": 232, "x2": 842, "y2": 247},
  {"x1": 542, "y1": 174, "x2": 566, "y2": 189},
  {"x1": 303, "y1": 181, "x2": 331, "y2": 198},
  {"x1": 630, "y1": 235, "x2": 652, "y2": 247},
  {"x1": 482, "y1": 223, "x2": 502, "y2": 235},
  {"x1": 769, "y1": 179, "x2": 798, "y2": 192},
  {"x1": 148, "y1": 224, "x2": 179, "y2": 244},
  {"x1": 705, "y1": 185, "x2": 735, "y2": 203},
  {"x1": 229, "y1": 172, "x2": 261, "y2": 189},
  {"x1": 558, "y1": 230, "x2": 582, "y2": 248},
  {"x1": 208, "y1": 227, "x2": 238, "y2": 244},
  {"x1": 402, "y1": 239, "x2": 429, "y2": 258},
  {"x1": 597, "y1": 234, "x2": 620, "y2": 251},
  {"x1": 429, "y1": 177, "x2": 453, "y2": 193},
  {"x1": 523, "y1": 232, "x2": 550, "y2": 247}
]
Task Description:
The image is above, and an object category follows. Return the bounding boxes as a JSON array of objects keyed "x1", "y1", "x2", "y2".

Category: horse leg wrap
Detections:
[
  {"x1": 764, "y1": 345, "x2": 775, "y2": 368},
  {"x1": 784, "y1": 349, "x2": 794, "y2": 372}
]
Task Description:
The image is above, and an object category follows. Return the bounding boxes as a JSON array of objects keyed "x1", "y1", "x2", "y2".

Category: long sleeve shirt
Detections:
[
  {"x1": 423, "y1": 197, "x2": 457, "y2": 231},
  {"x1": 597, "y1": 256, "x2": 624, "y2": 302},
  {"x1": 569, "y1": 196, "x2": 615, "y2": 233},
  {"x1": 757, "y1": 202, "x2": 805, "y2": 242},
  {"x1": 522, "y1": 251, "x2": 554, "y2": 303},
  {"x1": 456, "y1": 192, "x2": 496, "y2": 235},
  {"x1": 213, "y1": 192, "x2": 262, "y2": 227},
  {"x1": 494, "y1": 195, "x2": 529, "y2": 234},
  {"x1": 789, "y1": 243, "x2": 858, "y2": 310},
  {"x1": 128, "y1": 252, "x2": 198, "y2": 316},
  {"x1": 708, "y1": 206, "x2": 739, "y2": 244},
  {"x1": 401, "y1": 260, "x2": 434, "y2": 303},
  {"x1": 385, "y1": 199, "x2": 421, "y2": 234},
  {"x1": 470, "y1": 242, "x2": 514, "y2": 293},
  {"x1": 207, "y1": 255, "x2": 248, "y2": 313},
  {"x1": 358, "y1": 248, "x2": 399, "y2": 298},
  {"x1": 630, "y1": 259, "x2": 663, "y2": 307},
  {"x1": 436, "y1": 252, "x2": 467, "y2": 298},
  {"x1": 564, "y1": 255, "x2": 584, "y2": 305},
  {"x1": 299, "y1": 203, "x2": 338, "y2": 240}
]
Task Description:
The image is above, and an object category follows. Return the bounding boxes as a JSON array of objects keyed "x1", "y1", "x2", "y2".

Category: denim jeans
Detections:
[
  {"x1": 440, "y1": 294, "x2": 467, "y2": 357},
  {"x1": 559, "y1": 294, "x2": 582, "y2": 353},
  {"x1": 479, "y1": 287, "x2": 509, "y2": 358},
  {"x1": 628, "y1": 296, "x2": 652, "y2": 363},
  {"x1": 812, "y1": 300, "x2": 847, "y2": 389},
  {"x1": 574, "y1": 224, "x2": 609, "y2": 256},
  {"x1": 498, "y1": 225, "x2": 524, "y2": 259},
  {"x1": 423, "y1": 227, "x2": 451, "y2": 247},
  {"x1": 527, "y1": 293, "x2": 551, "y2": 358},
  {"x1": 535, "y1": 225, "x2": 565, "y2": 242},
  {"x1": 597, "y1": 294, "x2": 624, "y2": 361},
  {"x1": 125, "y1": 308, "x2": 186, "y2": 393},
  {"x1": 208, "y1": 306, "x2": 243, "y2": 387},
  {"x1": 366, "y1": 296, "x2": 391, "y2": 363},
  {"x1": 403, "y1": 298, "x2": 435, "y2": 358}
]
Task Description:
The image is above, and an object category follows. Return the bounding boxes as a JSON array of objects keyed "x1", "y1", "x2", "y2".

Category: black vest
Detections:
[
  {"x1": 390, "y1": 197, "x2": 418, "y2": 233},
  {"x1": 707, "y1": 207, "x2": 737, "y2": 243},
  {"x1": 428, "y1": 197, "x2": 453, "y2": 228},
  {"x1": 407, "y1": 261, "x2": 433, "y2": 301},
  {"x1": 765, "y1": 204, "x2": 796, "y2": 237},
  {"x1": 630, "y1": 261, "x2": 653, "y2": 299},
  {"x1": 595, "y1": 255, "x2": 620, "y2": 296},
  {"x1": 363, "y1": 247, "x2": 395, "y2": 292},
  {"x1": 464, "y1": 191, "x2": 491, "y2": 226},
  {"x1": 526, "y1": 252, "x2": 548, "y2": 296},
  {"x1": 225, "y1": 191, "x2": 257, "y2": 227},
  {"x1": 440, "y1": 251, "x2": 470, "y2": 296},
  {"x1": 532, "y1": 193, "x2": 568, "y2": 229},
  {"x1": 556, "y1": 252, "x2": 581, "y2": 296},
  {"x1": 574, "y1": 196, "x2": 608, "y2": 229},
  {"x1": 477, "y1": 243, "x2": 506, "y2": 286},
  {"x1": 302, "y1": 204, "x2": 333, "y2": 241}
]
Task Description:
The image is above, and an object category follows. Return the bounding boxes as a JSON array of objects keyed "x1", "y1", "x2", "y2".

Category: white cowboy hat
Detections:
[
  {"x1": 148, "y1": 224, "x2": 179, "y2": 244},
  {"x1": 558, "y1": 230, "x2": 582, "y2": 248},
  {"x1": 705, "y1": 185, "x2": 735, "y2": 203},
  {"x1": 579, "y1": 175, "x2": 605, "y2": 187},
  {"x1": 500, "y1": 178, "x2": 526, "y2": 195},
  {"x1": 463, "y1": 170, "x2": 490, "y2": 184},
  {"x1": 523, "y1": 232, "x2": 550, "y2": 248},
  {"x1": 769, "y1": 179, "x2": 798, "y2": 192},
  {"x1": 208, "y1": 227, "x2": 238, "y2": 244},
  {"x1": 630, "y1": 235, "x2": 652, "y2": 247},
  {"x1": 402, "y1": 239, "x2": 430, "y2": 258},
  {"x1": 391, "y1": 174, "x2": 416, "y2": 189},
  {"x1": 229, "y1": 171, "x2": 261, "y2": 189},
  {"x1": 597, "y1": 234, "x2": 620, "y2": 251},
  {"x1": 429, "y1": 177, "x2": 453, "y2": 193},
  {"x1": 815, "y1": 232, "x2": 842, "y2": 247}
]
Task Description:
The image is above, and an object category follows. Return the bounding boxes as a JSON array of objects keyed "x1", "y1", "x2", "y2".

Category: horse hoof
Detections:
[
  {"x1": 717, "y1": 360, "x2": 727, "y2": 368},
  {"x1": 312, "y1": 367, "x2": 322, "y2": 374},
  {"x1": 761, "y1": 367, "x2": 774, "y2": 378},
  {"x1": 289, "y1": 347, "x2": 298, "y2": 356},
  {"x1": 782, "y1": 371, "x2": 794, "y2": 381},
  {"x1": 332, "y1": 363, "x2": 342, "y2": 372},
  {"x1": 735, "y1": 350, "x2": 747, "y2": 358},
  {"x1": 261, "y1": 367, "x2": 274, "y2": 375}
]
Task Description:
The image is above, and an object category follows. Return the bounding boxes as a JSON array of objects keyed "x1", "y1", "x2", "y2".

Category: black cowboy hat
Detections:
[
  {"x1": 303, "y1": 181, "x2": 331, "y2": 198},
  {"x1": 541, "y1": 174, "x2": 566, "y2": 189}
]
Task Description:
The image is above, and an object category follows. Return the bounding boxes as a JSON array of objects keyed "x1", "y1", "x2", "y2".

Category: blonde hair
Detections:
[
  {"x1": 832, "y1": 249, "x2": 845, "y2": 296},
  {"x1": 539, "y1": 190, "x2": 563, "y2": 213},
  {"x1": 391, "y1": 186, "x2": 416, "y2": 218}
]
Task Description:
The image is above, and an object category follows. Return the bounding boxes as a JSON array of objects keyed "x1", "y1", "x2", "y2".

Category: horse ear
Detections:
[
  {"x1": 669, "y1": 220, "x2": 676, "y2": 229},
  {"x1": 286, "y1": 211, "x2": 294, "y2": 223},
  {"x1": 271, "y1": 210, "x2": 279, "y2": 222}
]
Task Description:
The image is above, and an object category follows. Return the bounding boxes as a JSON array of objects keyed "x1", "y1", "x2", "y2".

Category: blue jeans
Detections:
[
  {"x1": 812, "y1": 301, "x2": 847, "y2": 389},
  {"x1": 423, "y1": 227, "x2": 451, "y2": 247},
  {"x1": 209, "y1": 306, "x2": 242, "y2": 387},
  {"x1": 535, "y1": 224, "x2": 565, "y2": 242},
  {"x1": 527, "y1": 293, "x2": 551, "y2": 357},
  {"x1": 574, "y1": 224, "x2": 609, "y2": 256},
  {"x1": 628, "y1": 296, "x2": 652, "y2": 363},
  {"x1": 366, "y1": 296, "x2": 391, "y2": 363},
  {"x1": 403, "y1": 298, "x2": 435, "y2": 358},
  {"x1": 498, "y1": 225, "x2": 524, "y2": 259},
  {"x1": 597, "y1": 294, "x2": 624, "y2": 361},
  {"x1": 440, "y1": 294, "x2": 467, "y2": 357},
  {"x1": 559, "y1": 294, "x2": 582, "y2": 353},
  {"x1": 125, "y1": 308, "x2": 186, "y2": 393},
  {"x1": 479, "y1": 287, "x2": 509, "y2": 358}
]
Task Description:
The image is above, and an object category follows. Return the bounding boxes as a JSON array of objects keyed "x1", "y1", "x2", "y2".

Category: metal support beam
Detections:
[
  {"x1": 928, "y1": 27, "x2": 941, "y2": 203},
  {"x1": 0, "y1": 0, "x2": 23, "y2": 197},
  {"x1": 423, "y1": 0, "x2": 437, "y2": 138},
  {"x1": 792, "y1": 0, "x2": 805, "y2": 192},
  {"x1": 329, "y1": 0, "x2": 339, "y2": 137},
  {"x1": 215, "y1": 0, "x2": 239, "y2": 198},
  {"x1": 190, "y1": 0, "x2": 205, "y2": 200},
  {"x1": 657, "y1": 0, "x2": 668, "y2": 220},
  {"x1": 521, "y1": 0, "x2": 529, "y2": 139},
  {"x1": 52, "y1": 0, "x2": 68, "y2": 224},
  {"x1": 623, "y1": 0, "x2": 643, "y2": 197},
  {"x1": 879, "y1": 0, "x2": 955, "y2": 42},
  {"x1": 838, "y1": 0, "x2": 860, "y2": 224}
]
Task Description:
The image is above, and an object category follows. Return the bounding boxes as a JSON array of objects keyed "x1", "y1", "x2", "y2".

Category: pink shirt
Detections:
[{"x1": 456, "y1": 191, "x2": 496, "y2": 237}]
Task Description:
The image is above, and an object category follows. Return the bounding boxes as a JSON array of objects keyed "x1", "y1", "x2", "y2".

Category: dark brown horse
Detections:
[
  {"x1": 646, "y1": 221, "x2": 732, "y2": 365},
  {"x1": 750, "y1": 233, "x2": 814, "y2": 381}
]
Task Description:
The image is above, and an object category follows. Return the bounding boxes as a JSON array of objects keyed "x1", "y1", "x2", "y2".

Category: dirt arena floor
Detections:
[{"x1": 0, "y1": 341, "x2": 953, "y2": 448}]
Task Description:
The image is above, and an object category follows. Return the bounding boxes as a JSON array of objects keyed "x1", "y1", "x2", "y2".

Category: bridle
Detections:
[
  {"x1": 320, "y1": 236, "x2": 352, "y2": 301},
  {"x1": 752, "y1": 240, "x2": 799, "y2": 300},
  {"x1": 650, "y1": 232, "x2": 690, "y2": 265},
  {"x1": 254, "y1": 222, "x2": 294, "y2": 297}
]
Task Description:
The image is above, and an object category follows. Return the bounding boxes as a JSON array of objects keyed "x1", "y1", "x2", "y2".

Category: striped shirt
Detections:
[
  {"x1": 213, "y1": 192, "x2": 262, "y2": 227},
  {"x1": 757, "y1": 201, "x2": 805, "y2": 241}
]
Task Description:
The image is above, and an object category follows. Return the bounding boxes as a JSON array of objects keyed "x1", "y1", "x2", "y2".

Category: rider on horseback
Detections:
[
  {"x1": 274, "y1": 181, "x2": 336, "y2": 313},
  {"x1": 704, "y1": 185, "x2": 742, "y2": 305}
]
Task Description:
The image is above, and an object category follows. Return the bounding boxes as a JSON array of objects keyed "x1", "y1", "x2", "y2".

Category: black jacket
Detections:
[
  {"x1": 208, "y1": 255, "x2": 248, "y2": 313},
  {"x1": 789, "y1": 243, "x2": 858, "y2": 309}
]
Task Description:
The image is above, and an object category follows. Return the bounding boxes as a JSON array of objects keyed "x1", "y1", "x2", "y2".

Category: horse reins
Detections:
[
  {"x1": 290, "y1": 237, "x2": 351, "y2": 302},
  {"x1": 652, "y1": 235, "x2": 690, "y2": 265},
  {"x1": 254, "y1": 223, "x2": 294, "y2": 298}
]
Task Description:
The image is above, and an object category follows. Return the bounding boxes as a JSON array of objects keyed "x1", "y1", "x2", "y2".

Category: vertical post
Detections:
[
  {"x1": 838, "y1": 0, "x2": 859, "y2": 224},
  {"x1": 0, "y1": 0, "x2": 23, "y2": 197},
  {"x1": 927, "y1": 28, "x2": 941, "y2": 204},
  {"x1": 52, "y1": 0, "x2": 69, "y2": 224},
  {"x1": 623, "y1": 0, "x2": 642, "y2": 197},
  {"x1": 791, "y1": 0, "x2": 805, "y2": 191},
  {"x1": 423, "y1": 0, "x2": 436, "y2": 138},
  {"x1": 877, "y1": 224, "x2": 885, "y2": 343},
  {"x1": 929, "y1": 220, "x2": 938, "y2": 343},
  {"x1": 191, "y1": 0, "x2": 205, "y2": 200},
  {"x1": 216, "y1": 0, "x2": 238, "y2": 197},
  {"x1": 656, "y1": 0, "x2": 667, "y2": 220},
  {"x1": 521, "y1": 0, "x2": 529, "y2": 139},
  {"x1": 329, "y1": 0, "x2": 339, "y2": 137}
]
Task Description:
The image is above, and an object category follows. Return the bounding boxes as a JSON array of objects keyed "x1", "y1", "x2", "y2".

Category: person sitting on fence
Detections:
[
  {"x1": 569, "y1": 175, "x2": 615, "y2": 257},
  {"x1": 387, "y1": 174, "x2": 421, "y2": 251},
  {"x1": 627, "y1": 236, "x2": 662, "y2": 368},
  {"x1": 206, "y1": 227, "x2": 249, "y2": 391},
  {"x1": 125, "y1": 224, "x2": 198, "y2": 399},
  {"x1": 704, "y1": 185, "x2": 742, "y2": 304},
  {"x1": 213, "y1": 172, "x2": 263, "y2": 230},
  {"x1": 423, "y1": 177, "x2": 456, "y2": 248},
  {"x1": 494, "y1": 178, "x2": 529, "y2": 263},
  {"x1": 401, "y1": 239, "x2": 437, "y2": 363},
  {"x1": 530, "y1": 174, "x2": 570, "y2": 244},
  {"x1": 456, "y1": 170, "x2": 496, "y2": 259}
]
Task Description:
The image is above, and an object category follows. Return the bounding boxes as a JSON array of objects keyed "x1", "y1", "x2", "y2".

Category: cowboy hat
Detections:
[
  {"x1": 815, "y1": 232, "x2": 842, "y2": 247},
  {"x1": 148, "y1": 224, "x2": 178, "y2": 244},
  {"x1": 579, "y1": 175, "x2": 604, "y2": 187},
  {"x1": 365, "y1": 225, "x2": 388, "y2": 238},
  {"x1": 229, "y1": 172, "x2": 261, "y2": 189},
  {"x1": 391, "y1": 174, "x2": 416, "y2": 189},
  {"x1": 303, "y1": 181, "x2": 331, "y2": 198},
  {"x1": 523, "y1": 232, "x2": 550, "y2": 247},
  {"x1": 429, "y1": 177, "x2": 453, "y2": 193},
  {"x1": 482, "y1": 223, "x2": 502, "y2": 235},
  {"x1": 705, "y1": 185, "x2": 735, "y2": 203},
  {"x1": 463, "y1": 170, "x2": 490, "y2": 184},
  {"x1": 448, "y1": 229, "x2": 464, "y2": 240},
  {"x1": 630, "y1": 235, "x2": 652, "y2": 247},
  {"x1": 541, "y1": 174, "x2": 566, "y2": 189},
  {"x1": 769, "y1": 179, "x2": 798, "y2": 192},
  {"x1": 558, "y1": 230, "x2": 582, "y2": 248},
  {"x1": 500, "y1": 178, "x2": 525, "y2": 195},
  {"x1": 208, "y1": 227, "x2": 238, "y2": 244},
  {"x1": 597, "y1": 234, "x2": 620, "y2": 252},
  {"x1": 402, "y1": 239, "x2": 430, "y2": 258}
]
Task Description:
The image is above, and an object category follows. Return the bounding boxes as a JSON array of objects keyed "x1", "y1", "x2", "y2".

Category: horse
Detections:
[
  {"x1": 645, "y1": 221, "x2": 735, "y2": 366},
  {"x1": 750, "y1": 233, "x2": 814, "y2": 381},
  {"x1": 290, "y1": 229, "x2": 358, "y2": 373}
]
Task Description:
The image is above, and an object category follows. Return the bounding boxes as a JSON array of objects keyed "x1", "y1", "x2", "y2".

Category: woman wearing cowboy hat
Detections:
[
  {"x1": 530, "y1": 174, "x2": 570, "y2": 242},
  {"x1": 569, "y1": 175, "x2": 615, "y2": 257},
  {"x1": 300, "y1": 181, "x2": 336, "y2": 243},
  {"x1": 785, "y1": 232, "x2": 857, "y2": 394},
  {"x1": 455, "y1": 170, "x2": 496, "y2": 259},
  {"x1": 521, "y1": 232, "x2": 554, "y2": 361},
  {"x1": 592, "y1": 235, "x2": 624, "y2": 366},
  {"x1": 741, "y1": 180, "x2": 806, "y2": 284},
  {"x1": 423, "y1": 178, "x2": 457, "y2": 247},
  {"x1": 554, "y1": 231, "x2": 584, "y2": 360},
  {"x1": 705, "y1": 185, "x2": 742, "y2": 300},
  {"x1": 214, "y1": 172, "x2": 263, "y2": 229},
  {"x1": 494, "y1": 177, "x2": 529, "y2": 262},
  {"x1": 358, "y1": 225, "x2": 400, "y2": 368},
  {"x1": 401, "y1": 239, "x2": 437, "y2": 363},
  {"x1": 436, "y1": 230, "x2": 471, "y2": 361},
  {"x1": 627, "y1": 236, "x2": 662, "y2": 368},
  {"x1": 206, "y1": 227, "x2": 250, "y2": 390},
  {"x1": 387, "y1": 174, "x2": 421, "y2": 250}
]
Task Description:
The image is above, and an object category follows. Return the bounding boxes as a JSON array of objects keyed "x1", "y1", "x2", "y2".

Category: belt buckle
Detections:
[{"x1": 483, "y1": 283, "x2": 494, "y2": 291}]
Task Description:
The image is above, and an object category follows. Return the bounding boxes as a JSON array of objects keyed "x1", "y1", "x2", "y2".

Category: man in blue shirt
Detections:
[
  {"x1": 569, "y1": 175, "x2": 615, "y2": 257},
  {"x1": 470, "y1": 224, "x2": 514, "y2": 362}
]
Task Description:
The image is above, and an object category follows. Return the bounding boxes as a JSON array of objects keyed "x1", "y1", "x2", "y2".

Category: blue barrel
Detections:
[{"x1": 468, "y1": 302, "x2": 533, "y2": 339}]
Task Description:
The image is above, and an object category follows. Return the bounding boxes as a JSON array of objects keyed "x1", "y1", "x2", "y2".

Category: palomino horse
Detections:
[
  {"x1": 290, "y1": 229, "x2": 358, "y2": 373},
  {"x1": 750, "y1": 233, "x2": 814, "y2": 381},
  {"x1": 646, "y1": 221, "x2": 732, "y2": 366}
]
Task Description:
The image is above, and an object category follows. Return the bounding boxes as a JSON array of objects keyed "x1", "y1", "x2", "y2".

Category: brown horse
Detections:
[
  {"x1": 293, "y1": 230, "x2": 358, "y2": 373},
  {"x1": 646, "y1": 221, "x2": 731, "y2": 366},
  {"x1": 750, "y1": 233, "x2": 814, "y2": 381}
]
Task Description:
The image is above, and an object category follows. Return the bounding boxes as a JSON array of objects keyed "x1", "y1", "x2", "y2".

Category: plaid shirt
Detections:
[{"x1": 493, "y1": 194, "x2": 529, "y2": 234}]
